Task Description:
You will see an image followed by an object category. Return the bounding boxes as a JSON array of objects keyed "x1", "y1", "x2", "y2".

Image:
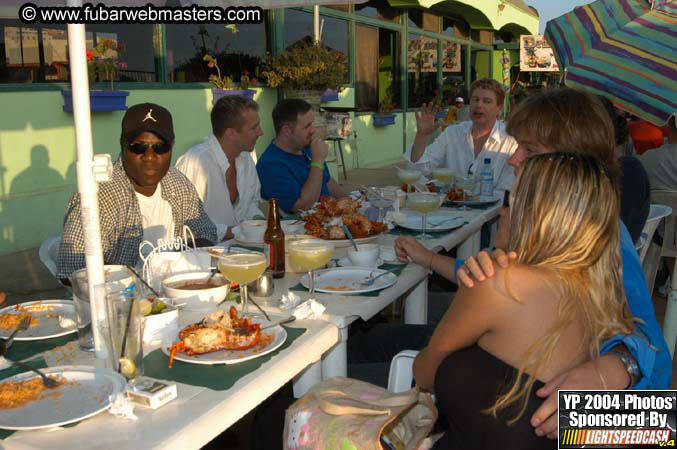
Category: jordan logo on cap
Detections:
[{"x1": 143, "y1": 109, "x2": 157, "y2": 123}]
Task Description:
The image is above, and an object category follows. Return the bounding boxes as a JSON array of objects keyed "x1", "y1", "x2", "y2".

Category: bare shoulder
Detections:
[{"x1": 476, "y1": 263, "x2": 556, "y2": 307}]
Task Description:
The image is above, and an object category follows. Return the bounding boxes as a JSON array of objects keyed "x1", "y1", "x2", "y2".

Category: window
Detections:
[
  {"x1": 0, "y1": 19, "x2": 156, "y2": 83},
  {"x1": 355, "y1": 25, "x2": 400, "y2": 111},
  {"x1": 284, "y1": 9, "x2": 348, "y2": 83},
  {"x1": 166, "y1": 22, "x2": 268, "y2": 83},
  {"x1": 407, "y1": 33, "x2": 438, "y2": 107},
  {"x1": 407, "y1": 9, "x2": 438, "y2": 32},
  {"x1": 407, "y1": 9, "x2": 422, "y2": 29},
  {"x1": 355, "y1": 0, "x2": 401, "y2": 23},
  {"x1": 284, "y1": 9, "x2": 348, "y2": 55},
  {"x1": 442, "y1": 15, "x2": 469, "y2": 40},
  {"x1": 442, "y1": 43, "x2": 467, "y2": 104}
]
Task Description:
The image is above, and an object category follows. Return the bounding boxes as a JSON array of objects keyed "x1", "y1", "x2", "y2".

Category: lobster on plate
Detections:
[{"x1": 168, "y1": 306, "x2": 261, "y2": 368}]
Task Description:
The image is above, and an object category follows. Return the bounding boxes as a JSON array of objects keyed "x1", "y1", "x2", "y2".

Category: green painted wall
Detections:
[{"x1": 0, "y1": 87, "x2": 277, "y2": 255}]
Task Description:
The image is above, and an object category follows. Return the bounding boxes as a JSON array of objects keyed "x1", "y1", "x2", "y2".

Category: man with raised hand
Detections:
[{"x1": 406, "y1": 78, "x2": 517, "y2": 196}]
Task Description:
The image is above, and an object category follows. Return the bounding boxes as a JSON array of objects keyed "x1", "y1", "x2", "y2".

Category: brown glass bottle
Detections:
[{"x1": 264, "y1": 198, "x2": 285, "y2": 278}]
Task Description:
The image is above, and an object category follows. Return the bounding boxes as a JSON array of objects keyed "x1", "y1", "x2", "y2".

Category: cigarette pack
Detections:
[{"x1": 126, "y1": 378, "x2": 177, "y2": 409}]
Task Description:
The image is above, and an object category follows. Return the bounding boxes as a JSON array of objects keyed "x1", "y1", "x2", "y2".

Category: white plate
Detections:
[
  {"x1": 0, "y1": 300, "x2": 81, "y2": 341},
  {"x1": 300, "y1": 267, "x2": 398, "y2": 295},
  {"x1": 0, "y1": 365, "x2": 126, "y2": 430},
  {"x1": 162, "y1": 317, "x2": 288, "y2": 365},
  {"x1": 398, "y1": 211, "x2": 465, "y2": 232},
  {"x1": 337, "y1": 257, "x2": 384, "y2": 268},
  {"x1": 450, "y1": 196, "x2": 500, "y2": 206}
]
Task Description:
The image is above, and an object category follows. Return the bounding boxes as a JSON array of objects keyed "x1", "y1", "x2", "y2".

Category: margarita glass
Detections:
[
  {"x1": 407, "y1": 192, "x2": 442, "y2": 239},
  {"x1": 432, "y1": 168, "x2": 456, "y2": 191},
  {"x1": 215, "y1": 251, "x2": 267, "y2": 316},
  {"x1": 288, "y1": 239, "x2": 335, "y2": 301},
  {"x1": 456, "y1": 176, "x2": 477, "y2": 211}
]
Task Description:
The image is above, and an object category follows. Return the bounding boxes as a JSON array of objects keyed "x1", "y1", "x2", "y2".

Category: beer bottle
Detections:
[{"x1": 264, "y1": 198, "x2": 285, "y2": 278}]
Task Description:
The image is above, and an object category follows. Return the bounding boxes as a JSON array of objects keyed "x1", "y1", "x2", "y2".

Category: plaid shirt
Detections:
[{"x1": 56, "y1": 160, "x2": 216, "y2": 279}]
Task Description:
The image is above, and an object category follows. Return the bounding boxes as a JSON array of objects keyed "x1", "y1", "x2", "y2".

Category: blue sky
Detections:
[{"x1": 524, "y1": 0, "x2": 594, "y2": 34}]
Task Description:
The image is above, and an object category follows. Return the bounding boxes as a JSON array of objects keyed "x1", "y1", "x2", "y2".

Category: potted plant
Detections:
[
  {"x1": 373, "y1": 90, "x2": 396, "y2": 127},
  {"x1": 62, "y1": 39, "x2": 129, "y2": 113},
  {"x1": 204, "y1": 54, "x2": 256, "y2": 104}
]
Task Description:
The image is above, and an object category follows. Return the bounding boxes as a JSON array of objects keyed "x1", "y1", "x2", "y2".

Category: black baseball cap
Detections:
[{"x1": 120, "y1": 103, "x2": 175, "y2": 145}]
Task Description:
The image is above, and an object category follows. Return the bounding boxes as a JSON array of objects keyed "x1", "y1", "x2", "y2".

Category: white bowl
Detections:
[
  {"x1": 281, "y1": 220, "x2": 304, "y2": 235},
  {"x1": 348, "y1": 243, "x2": 380, "y2": 267},
  {"x1": 162, "y1": 271, "x2": 230, "y2": 312},
  {"x1": 240, "y1": 220, "x2": 267, "y2": 241}
]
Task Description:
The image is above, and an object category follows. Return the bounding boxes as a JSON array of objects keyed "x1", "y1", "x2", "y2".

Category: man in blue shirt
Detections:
[{"x1": 256, "y1": 99, "x2": 347, "y2": 213}]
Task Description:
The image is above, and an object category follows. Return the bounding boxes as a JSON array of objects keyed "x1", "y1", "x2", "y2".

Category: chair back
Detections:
[
  {"x1": 642, "y1": 192, "x2": 677, "y2": 293},
  {"x1": 38, "y1": 235, "x2": 62, "y2": 277},
  {"x1": 637, "y1": 204, "x2": 672, "y2": 263}
]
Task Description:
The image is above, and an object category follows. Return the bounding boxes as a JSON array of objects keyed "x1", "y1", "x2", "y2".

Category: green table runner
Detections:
[
  {"x1": 5, "y1": 334, "x2": 77, "y2": 362},
  {"x1": 143, "y1": 326, "x2": 306, "y2": 391},
  {"x1": 290, "y1": 263, "x2": 405, "y2": 297}
]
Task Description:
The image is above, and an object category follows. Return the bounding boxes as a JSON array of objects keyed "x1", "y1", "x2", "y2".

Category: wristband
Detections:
[
  {"x1": 310, "y1": 161, "x2": 324, "y2": 170},
  {"x1": 607, "y1": 348, "x2": 640, "y2": 388}
]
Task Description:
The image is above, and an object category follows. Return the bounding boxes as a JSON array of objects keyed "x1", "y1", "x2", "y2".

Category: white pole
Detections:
[
  {"x1": 314, "y1": 5, "x2": 320, "y2": 42},
  {"x1": 66, "y1": 3, "x2": 109, "y2": 363}
]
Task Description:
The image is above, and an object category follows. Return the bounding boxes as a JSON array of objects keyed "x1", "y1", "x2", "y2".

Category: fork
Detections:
[
  {"x1": 357, "y1": 268, "x2": 400, "y2": 287},
  {"x1": 0, "y1": 315, "x2": 31, "y2": 357},
  {"x1": 9, "y1": 360, "x2": 61, "y2": 388}
]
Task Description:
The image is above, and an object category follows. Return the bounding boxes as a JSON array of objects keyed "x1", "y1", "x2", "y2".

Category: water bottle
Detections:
[{"x1": 480, "y1": 158, "x2": 493, "y2": 198}]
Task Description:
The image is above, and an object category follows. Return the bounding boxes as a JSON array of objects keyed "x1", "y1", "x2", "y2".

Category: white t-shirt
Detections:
[{"x1": 135, "y1": 186, "x2": 175, "y2": 247}]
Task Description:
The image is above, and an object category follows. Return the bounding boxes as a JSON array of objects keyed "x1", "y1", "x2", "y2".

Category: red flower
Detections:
[{"x1": 86, "y1": 50, "x2": 94, "y2": 61}]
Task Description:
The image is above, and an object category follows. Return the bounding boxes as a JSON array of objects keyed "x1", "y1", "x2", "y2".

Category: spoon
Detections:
[{"x1": 341, "y1": 224, "x2": 359, "y2": 252}]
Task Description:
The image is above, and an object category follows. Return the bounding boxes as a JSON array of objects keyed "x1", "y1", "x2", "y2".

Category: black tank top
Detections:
[{"x1": 432, "y1": 345, "x2": 557, "y2": 450}]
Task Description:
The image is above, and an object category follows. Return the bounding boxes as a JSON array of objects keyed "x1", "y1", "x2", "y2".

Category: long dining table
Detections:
[
  {"x1": 240, "y1": 203, "x2": 502, "y2": 395},
  {"x1": 0, "y1": 204, "x2": 499, "y2": 449},
  {"x1": 0, "y1": 313, "x2": 338, "y2": 450}
]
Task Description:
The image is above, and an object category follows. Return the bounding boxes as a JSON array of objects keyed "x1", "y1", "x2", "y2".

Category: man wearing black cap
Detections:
[{"x1": 56, "y1": 103, "x2": 216, "y2": 279}]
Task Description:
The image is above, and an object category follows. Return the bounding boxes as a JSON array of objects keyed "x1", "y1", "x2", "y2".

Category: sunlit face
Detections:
[
  {"x1": 230, "y1": 108, "x2": 264, "y2": 153},
  {"x1": 470, "y1": 88, "x2": 502, "y2": 128},
  {"x1": 507, "y1": 136, "x2": 554, "y2": 173},
  {"x1": 287, "y1": 111, "x2": 315, "y2": 148},
  {"x1": 122, "y1": 131, "x2": 172, "y2": 196}
]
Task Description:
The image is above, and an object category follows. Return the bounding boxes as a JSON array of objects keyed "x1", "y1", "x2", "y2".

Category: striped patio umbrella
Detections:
[{"x1": 544, "y1": 0, "x2": 676, "y2": 126}]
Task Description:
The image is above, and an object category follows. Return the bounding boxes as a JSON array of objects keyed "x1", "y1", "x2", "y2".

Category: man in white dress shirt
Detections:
[
  {"x1": 176, "y1": 95, "x2": 264, "y2": 241},
  {"x1": 405, "y1": 78, "x2": 518, "y2": 195}
]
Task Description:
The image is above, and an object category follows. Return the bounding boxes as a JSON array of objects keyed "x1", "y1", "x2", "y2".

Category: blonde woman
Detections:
[{"x1": 414, "y1": 153, "x2": 634, "y2": 449}]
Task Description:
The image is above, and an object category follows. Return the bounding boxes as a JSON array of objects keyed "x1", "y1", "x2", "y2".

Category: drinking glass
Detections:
[
  {"x1": 407, "y1": 192, "x2": 442, "y2": 239},
  {"x1": 369, "y1": 189, "x2": 395, "y2": 222},
  {"x1": 456, "y1": 176, "x2": 477, "y2": 211},
  {"x1": 215, "y1": 251, "x2": 267, "y2": 317},
  {"x1": 107, "y1": 291, "x2": 144, "y2": 388},
  {"x1": 397, "y1": 168, "x2": 421, "y2": 192},
  {"x1": 69, "y1": 266, "x2": 134, "y2": 352},
  {"x1": 431, "y1": 168, "x2": 456, "y2": 192},
  {"x1": 288, "y1": 239, "x2": 335, "y2": 301}
]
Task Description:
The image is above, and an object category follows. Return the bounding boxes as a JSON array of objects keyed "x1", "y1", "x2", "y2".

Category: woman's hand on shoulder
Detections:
[{"x1": 457, "y1": 248, "x2": 517, "y2": 288}]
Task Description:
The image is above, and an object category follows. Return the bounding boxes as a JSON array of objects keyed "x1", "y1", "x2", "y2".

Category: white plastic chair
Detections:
[
  {"x1": 387, "y1": 349, "x2": 419, "y2": 393},
  {"x1": 38, "y1": 235, "x2": 62, "y2": 278},
  {"x1": 637, "y1": 204, "x2": 672, "y2": 263},
  {"x1": 642, "y1": 191, "x2": 677, "y2": 357}
]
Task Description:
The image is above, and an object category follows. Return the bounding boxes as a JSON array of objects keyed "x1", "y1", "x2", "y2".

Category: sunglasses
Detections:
[{"x1": 127, "y1": 142, "x2": 171, "y2": 155}]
